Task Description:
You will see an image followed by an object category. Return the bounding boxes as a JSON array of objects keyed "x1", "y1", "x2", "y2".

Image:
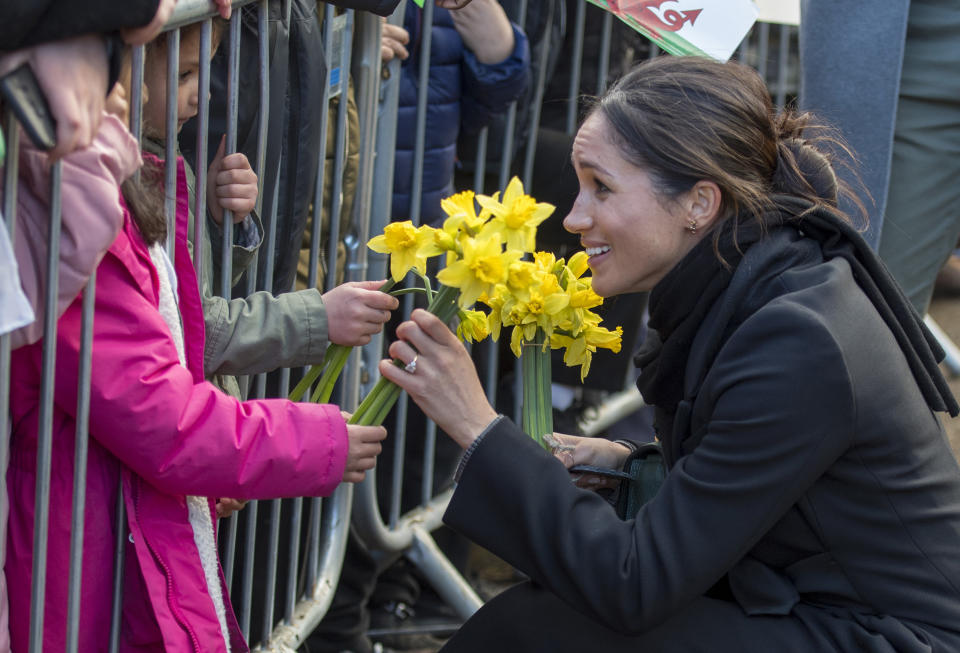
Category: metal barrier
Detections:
[{"x1": 0, "y1": 2, "x2": 800, "y2": 651}]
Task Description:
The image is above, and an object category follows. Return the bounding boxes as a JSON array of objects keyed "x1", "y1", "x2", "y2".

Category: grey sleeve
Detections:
[{"x1": 203, "y1": 287, "x2": 329, "y2": 377}]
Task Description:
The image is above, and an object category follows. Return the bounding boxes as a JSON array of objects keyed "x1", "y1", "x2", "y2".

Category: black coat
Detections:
[
  {"x1": 0, "y1": 0, "x2": 159, "y2": 50},
  {"x1": 444, "y1": 228, "x2": 960, "y2": 651}
]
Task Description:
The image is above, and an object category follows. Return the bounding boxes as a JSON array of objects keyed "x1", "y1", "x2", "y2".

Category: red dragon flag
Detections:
[{"x1": 590, "y1": 0, "x2": 758, "y2": 61}]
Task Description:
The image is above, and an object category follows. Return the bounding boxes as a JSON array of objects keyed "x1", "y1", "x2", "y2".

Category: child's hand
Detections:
[
  {"x1": 343, "y1": 420, "x2": 387, "y2": 483},
  {"x1": 215, "y1": 497, "x2": 248, "y2": 519},
  {"x1": 381, "y1": 19, "x2": 410, "y2": 63},
  {"x1": 323, "y1": 280, "x2": 400, "y2": 346},
  {"x1": 207, "y1": 135, "x2": 258, "y2": 225},
  {"x1": 213, "y1": 0, "x2": 232, "y2": 19}
]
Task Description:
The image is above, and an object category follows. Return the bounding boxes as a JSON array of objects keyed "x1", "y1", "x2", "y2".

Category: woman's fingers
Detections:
[{"x1": 411, "y1": 309, "x2": 461, "y2": 346}]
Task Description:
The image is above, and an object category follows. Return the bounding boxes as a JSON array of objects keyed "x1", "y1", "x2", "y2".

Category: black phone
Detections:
[{"x1": 0, "y1": 63, "x2": 56, "y2": 151}]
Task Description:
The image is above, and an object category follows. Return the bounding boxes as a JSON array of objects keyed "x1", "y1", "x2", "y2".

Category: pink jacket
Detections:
[
  {"x1": 7, "y1": 132, "x2": 349, "y2": 652},
  {"x1": 9, "y1": 113, "x2": 137, "y2": 350}
]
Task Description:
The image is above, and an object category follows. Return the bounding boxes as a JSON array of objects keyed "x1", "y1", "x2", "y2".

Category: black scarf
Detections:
[{"x1": 635, "y1": 196, "x2": 958, "y2": 450}]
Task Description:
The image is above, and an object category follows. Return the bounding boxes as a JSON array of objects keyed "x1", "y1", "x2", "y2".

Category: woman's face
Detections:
[{"x1": 564, "y1": 113, "x2": 710, "y2": 297}]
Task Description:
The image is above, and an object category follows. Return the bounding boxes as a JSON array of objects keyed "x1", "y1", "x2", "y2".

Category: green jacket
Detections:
[{"x1": 144, "y1": 139, "x2": 329, "y2": 394}]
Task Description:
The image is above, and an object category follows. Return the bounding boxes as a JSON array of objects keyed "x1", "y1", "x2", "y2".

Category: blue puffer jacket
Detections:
[{"x1": 392, "y1": 6, "x2": 530, "y2": 226}]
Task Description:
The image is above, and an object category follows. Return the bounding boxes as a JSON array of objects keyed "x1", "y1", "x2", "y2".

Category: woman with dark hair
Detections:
[{"x1": 377, "y1": 56, "x2": 960, "y2": 651}]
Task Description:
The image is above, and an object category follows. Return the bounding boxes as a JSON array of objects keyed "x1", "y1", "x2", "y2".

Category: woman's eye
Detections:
[{"x1": 595, "y1": 180, "x2": 610, "y2": 195}]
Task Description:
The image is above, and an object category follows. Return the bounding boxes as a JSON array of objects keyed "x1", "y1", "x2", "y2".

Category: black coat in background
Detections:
[
  {"x1": 0, "y1": 0, "x2": 160, "y2": 50},
  {"x1": 442, "y1": 227, "x2": 960, "y2": 652}
]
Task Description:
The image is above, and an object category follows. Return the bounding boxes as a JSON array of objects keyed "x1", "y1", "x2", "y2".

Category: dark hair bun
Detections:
[{"x1": 772, "y1": 138, "x2": 838, "y2": 203}]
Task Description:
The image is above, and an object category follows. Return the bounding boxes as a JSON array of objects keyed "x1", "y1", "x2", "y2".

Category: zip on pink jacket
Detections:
[{"x1": 6, "y1": 120, "x2": 349, "y2": 652}]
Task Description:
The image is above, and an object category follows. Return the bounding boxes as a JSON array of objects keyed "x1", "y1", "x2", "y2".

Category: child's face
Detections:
[{"x1": 142, "y1": 29, "x2": 207, "y2": 141}]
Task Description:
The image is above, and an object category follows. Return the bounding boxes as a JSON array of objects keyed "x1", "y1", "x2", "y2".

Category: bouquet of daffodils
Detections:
[{"x1": 291, "y1": 177, "x2": 623, "y2": 446}]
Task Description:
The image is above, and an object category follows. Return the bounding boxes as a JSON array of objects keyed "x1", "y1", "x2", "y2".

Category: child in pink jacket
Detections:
[{"x1": 6, "y1": 103, "x2": 389, "y2": 653}]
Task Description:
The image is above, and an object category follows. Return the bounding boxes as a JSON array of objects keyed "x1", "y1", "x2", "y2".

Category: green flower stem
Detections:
[
  {"x1": 310, "y1": 344, "x2": 351, "y2": 403},
  {"x1": 521, "y1": 330, "x2": 553, "y2": 450},
  {"x1": 288, "y1": 279, "x2": 396, "y2": 404},
  {"x1": 347, "y1": 283, "x2": 463, "y2": 427},
  {"x1": 390, "y1": 288, "x2": 427, "y2": 298},
  {"x1": 289, "y1": 353, "x2": 328, "y2": 401}
]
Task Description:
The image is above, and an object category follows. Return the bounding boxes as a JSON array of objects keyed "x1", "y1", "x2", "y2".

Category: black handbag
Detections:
[{"x1": 569, "y1": 442, "x2": 666, "y2": 520}]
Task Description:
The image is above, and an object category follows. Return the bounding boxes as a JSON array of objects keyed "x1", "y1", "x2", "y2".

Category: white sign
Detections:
[
  {"x1": 754, "y1": 0, "x2": 800, "y2": 25},
  {"x1": 588, "y1": 1, "x2": 760, "y2": 62}
]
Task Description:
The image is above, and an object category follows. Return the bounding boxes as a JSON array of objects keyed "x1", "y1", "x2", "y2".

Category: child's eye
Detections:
[{"x1": 179, "y1": 70, "x2": 196, "y2": 83}]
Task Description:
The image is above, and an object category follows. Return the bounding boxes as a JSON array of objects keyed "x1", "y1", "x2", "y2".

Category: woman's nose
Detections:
[{"x1": 563, "y1": 201, "x2": 591, "y2": 234}]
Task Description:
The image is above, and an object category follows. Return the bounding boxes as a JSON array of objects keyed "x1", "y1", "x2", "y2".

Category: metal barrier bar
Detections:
[
  {"x1": 597, "y1": 10, "x2": 612, "y2": 95},
  {"x1": 925, "y1": 316, "x2": 960, "y2": 377},
  {"x1": 131, "y1": 46, "x2": 145, "y2": 175},
  {"x1": 221, "y1": 10, "x2": 243, "y2": 295},
  {"x1": 327, "y1": 10, "x2": 355, "y2": 290},
  {"x1": 390, "y1": 0, "x2": 434, "y2": 519},
  {"x1": 239, "y1": 499, "x2": 259, "y2": 640},
  {"x1": 566, "y1": 0, "x2": 587, "y2": 136},
  {"x1": 64, "y1": 273, "x2": 96, "y2": 653},
  {"x1": 283, "y1": 496, "x2": 304, "y2": 625},
  {"x1": 192, "y1": 20, "x2": 212, "y2": 276},
  {"x1": 308, "y1": 4, "x2": 336, "y2": 294},
  {"x1": 756, "y1": 21, "x2": 770, "y2": 81},
  {"x1": 255, "y1": 0, "x2": 270, "y2": 216},
  {"x1": 306, "y1": 2, "x2": 338, "y2": 597},
  {"x1": 775, "y1": 24, "x2": 791, "y2": 108},
  {"x1": 27, "y1": 161, "x2": 62, "y2": 653},
  {"x1": 0, "y1": 110, "x2": 18, "y2": 440},
  {"x1": 108, "y1": 480, "x2": 125, "y2": 653},
  {"x1": 260, "y1": 498, "x2": 283, "y2": 645},
  {"x1": 0, "y1": 112, "x2": 15, "y2": 652},
  {"x1": 165, "y1": 28, "x2": 181, "y2": 259}
]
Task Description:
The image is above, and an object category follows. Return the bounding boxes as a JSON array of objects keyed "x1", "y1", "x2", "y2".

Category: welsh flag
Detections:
[{"x1": 589, "y1": 0, "x2": 759, "y2": 62}]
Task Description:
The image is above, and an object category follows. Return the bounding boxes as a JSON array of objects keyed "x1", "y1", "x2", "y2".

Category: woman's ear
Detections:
[{"x1": 685, "y1": 180, "x2": 722, "y2": 231}]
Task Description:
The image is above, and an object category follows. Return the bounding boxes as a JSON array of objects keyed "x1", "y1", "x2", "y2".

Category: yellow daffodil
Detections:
[
  {"x1": 504, "y1": 261, "x2": 539, "y2": 301},
  {"x1": 457, "y1": 308, "x2": 490, "y2": 343},
  {"x1": 551, "y1": 324, "x2": 623, "y2": 380},
  {"x1": 477, "y1": 176, "x2": 554, "y2": 253},
  {"x1": 367, "y1": 221, "x2": 435, "y2": 282},
  {"x1": 437, "y1": 233, "x2": 521, "y2": 307},
  {"x1": 502, "y1": 282, "x2": 570, "y2": 355},
  {"x1": 567, "y1": 251, "x2": 590, "y2": 278},
  {"x1": 440, "y1": 190, "x2": 491, "y2": 236},
  {"x1": 479, "y1": 286, "x2": 508, "y2": 341}
]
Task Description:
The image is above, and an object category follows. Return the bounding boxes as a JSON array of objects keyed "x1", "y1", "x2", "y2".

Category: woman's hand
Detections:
[
  {"x1": 0, "y1": 35, "x2": 108, "y2": 161},
  {"x1": 121, "y1": 0, "x2": 177, "y2": 45},
  {"x1": 549, "y1": 433, "x2": 632, "y2": 490},
  {"x1": 379, "y1": 309, "x2": 498, "y2": 449}
]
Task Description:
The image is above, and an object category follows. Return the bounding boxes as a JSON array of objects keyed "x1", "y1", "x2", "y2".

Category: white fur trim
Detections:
[{"x1": 148, "y1": 244, "x2": 231, "y2": 651}]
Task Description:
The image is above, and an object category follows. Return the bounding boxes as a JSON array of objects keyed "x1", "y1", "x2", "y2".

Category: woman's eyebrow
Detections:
[{"x1": 573, "y1": 156, "x2": 613, "y2": 178}]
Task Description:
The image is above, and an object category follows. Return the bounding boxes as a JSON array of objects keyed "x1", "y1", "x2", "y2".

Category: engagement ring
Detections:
[{"x1": 404, "y1": 355, "x2": 418, "y2": 374}]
